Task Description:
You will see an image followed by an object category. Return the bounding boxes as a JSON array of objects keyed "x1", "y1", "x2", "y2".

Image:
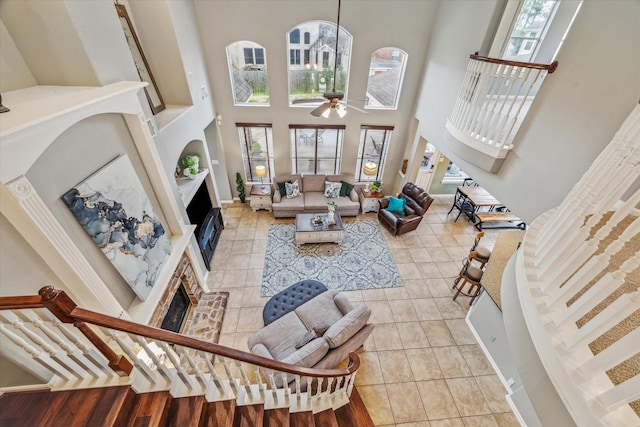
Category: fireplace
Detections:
[{"x1": 160, "y1": 284, "x2": 191, "y2": 333}]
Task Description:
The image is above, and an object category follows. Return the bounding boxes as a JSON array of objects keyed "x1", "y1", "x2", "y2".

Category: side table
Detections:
[
  {"x1": 359, "y1": 188, "x2": 384, "y2": 214},
  {"x1": 250, "y1": 184, "x2": 272, "y2": 212}
]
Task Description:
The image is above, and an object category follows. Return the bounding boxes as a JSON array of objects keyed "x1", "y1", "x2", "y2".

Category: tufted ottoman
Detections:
[{"x1": 262, "y1": 279, "x2": 328, "y2": 325}]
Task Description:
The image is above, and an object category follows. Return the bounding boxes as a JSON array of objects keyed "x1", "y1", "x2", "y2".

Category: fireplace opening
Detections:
[{"x1": 161, "y1": 284, "x2": 191, "y2": 333}]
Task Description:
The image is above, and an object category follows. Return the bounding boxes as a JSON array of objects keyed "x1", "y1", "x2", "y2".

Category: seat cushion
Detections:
[
  {"x1": 281, "y1": 337, "x2": 330, "y2": 368},
  {"x1": 465, "y1": 265, "x2": 484, "y2": 282},
  {"x1": 324, "y1": 304, "x2": 371, "y2": 349},
  {"x1": 272, "y1": 194, "x2": 305, "y2": 210},
  {"x1": 303, "y1": 192, "x2": 331, "y2": 211},
  {"x1": 475, "y1": 246, "x2": 491, "y2": 260},
  {"x1": 247, "y1": 311, "x2": 309, "y2": 361}
]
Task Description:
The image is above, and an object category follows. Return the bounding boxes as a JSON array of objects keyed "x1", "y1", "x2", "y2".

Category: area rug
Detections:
[
  {"x1": 262, "y1": 220, "x2": 402, "y2": 296},
  {"x1": 182, "y1": 291, "x2": 228, "y2": 344}
]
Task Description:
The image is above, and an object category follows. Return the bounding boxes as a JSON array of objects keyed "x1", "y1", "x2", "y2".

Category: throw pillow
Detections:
[
  {"x1": 277, "y1": 180, "x2": 291, "y2": 197},
  {"x1": 339, "y1": 181, "x2": 355, "y2": 197},
  {"x1": 285, "y1": 180, "x2": 300, "y2": 198},
  {"x1": 386, "y1": 196, "x2": 406, "y2": 214},
  {"x1": 295, "y1": 329, "x2": 317, "y2": 349},
  {"x1": 324, "y1": 181, "x2": 342, "y2": 198}
]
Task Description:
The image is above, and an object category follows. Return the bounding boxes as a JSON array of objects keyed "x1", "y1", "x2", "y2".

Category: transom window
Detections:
[
  {"x1": 355, "y1": 126, "x2": 393, "y2": 182},
  {"x1": 365, "y1": 47, "x2": 408, "y2": 110},
  {"x1": 237, "y1": 123, "x2": 275, "y2": 183},
  {"x1": 289, "y1": 125, "x2": 345, "y2": 174},
  {"x1": 287, "y1": 22, "x2": 352, "y2": 106},
  {"x1": 226, "y1": 41, "x2": 269, "y2": 105},
  {"x1": 502, "y1": 0, "x2": 560, "y2": 62}
]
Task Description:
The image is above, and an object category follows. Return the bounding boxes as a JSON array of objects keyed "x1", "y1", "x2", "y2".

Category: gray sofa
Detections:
[
  {"x1": 247, "y1": 289, "x2": 374, "y2": 376},
  {"x1": 271, "y1": 173, "x2": 360, "y2": 218}
]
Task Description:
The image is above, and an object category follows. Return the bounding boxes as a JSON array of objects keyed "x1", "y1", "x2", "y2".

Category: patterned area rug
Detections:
[
  {"x1": 182, "y1": 291, "x2": 228, "y2": 344},
  {"x1": 262, "y1": 220, "x2": 402, "y2": 297}
]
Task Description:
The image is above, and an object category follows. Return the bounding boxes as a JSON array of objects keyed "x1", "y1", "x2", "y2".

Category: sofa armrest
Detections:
[
  {"x1": 281, "y1": 337, "x2": 329, "y2": 368},
  {"x1": 379, "y1": 198, "x2": 390, "y2": 209},
  {"x1": 333, "y1": 292, "x2": 354, "y2": 315},
  {"x1": 398, "y1": 215, "x2": 422, "y2": 226},
  {"x1": 349, "y1": 188, "x2": 358, "y2": 202},
  {"x1": 324, "y1": 304, "x2": 371, "y2": 349},
  {"x1": 273, "y1": 190, "x2": 281, "y2": 203},
  {"x1": 250, "y1": 342, "x2": 275, "y2": 360}
]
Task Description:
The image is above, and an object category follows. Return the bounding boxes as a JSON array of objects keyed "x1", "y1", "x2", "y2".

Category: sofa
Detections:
[
  {"x1": 271, "y1": 173, "x2": 360, "y2": 218},
  {"x1": 247, "y1": 285, "x2": 374, "y2": 380},
  {"x1": 378, "y1": 182, "x2": 434, "y2": 235}
]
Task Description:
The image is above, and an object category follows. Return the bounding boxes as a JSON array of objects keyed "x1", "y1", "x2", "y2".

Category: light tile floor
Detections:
[{"x1": 207, "y1": 196, "x2": 520, "y2": 427}]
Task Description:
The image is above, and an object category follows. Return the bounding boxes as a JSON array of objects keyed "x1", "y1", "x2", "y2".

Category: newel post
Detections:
[{"x1": 39, "y1": 286, "x2": 133, "y2": 376}]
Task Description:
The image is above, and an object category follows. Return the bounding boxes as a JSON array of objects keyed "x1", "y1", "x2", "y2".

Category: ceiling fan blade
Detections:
[
  {"x1": 343, "y1": 102, "x2": 368, "y2": 114},
  {"x1": 310, "y1": 102, "x2": 331, "y2": 117},
  {"x1": 292, "y1": 98, "x2": 326, "y2": 104}
]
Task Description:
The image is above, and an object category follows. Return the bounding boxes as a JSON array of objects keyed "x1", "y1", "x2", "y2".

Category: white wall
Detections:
[
  {"x1": 193, "y1": 0, "x2": 439, "y2": 196},
  {"x1": 416, "y1": 0, "x2": 640, "y2": 223},
  {"x1": 0, "y1": 19, "x2": 36, "y2": 92}
]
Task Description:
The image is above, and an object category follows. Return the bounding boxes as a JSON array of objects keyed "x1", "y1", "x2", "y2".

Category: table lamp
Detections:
[
  {"x1": 255, "y1": 165, "x2": 267, "y2": 192},
  {"x1": 363, "y1": 162, "x2": 378, "y2": 191}
]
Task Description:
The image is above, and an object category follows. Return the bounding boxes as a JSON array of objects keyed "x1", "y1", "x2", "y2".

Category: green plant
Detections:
[
  {"x1": 236, "y1": 172, "x2": 246, "y2": 203},
  {"x1": 181, "y1": 154, "x2": 200, "y2": 175},
  {"x1": 370, "y1": 180, "x2": 382, "y2": 191}
]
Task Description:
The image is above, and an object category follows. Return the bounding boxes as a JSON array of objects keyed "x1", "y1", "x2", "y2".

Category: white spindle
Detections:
[
  {"x1": 0, "y1": 322, "x2": 73, "y2": 381},
  {"x1": 158, "y1": 342, "x2": 194, "y2": 390},
  {"x1": 106, "y1": 330, "x2": 160, "y2": 385},
  {"x1": 200, "y1": 350, "x2": 227, "y2": 398},
  {"x1": 595, "y1": 375, "x2": 640, "y2": 412}
]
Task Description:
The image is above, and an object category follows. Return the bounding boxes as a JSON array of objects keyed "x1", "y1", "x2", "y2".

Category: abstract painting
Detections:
[{"x1": 62, "y1": 155, "x2": 172, "y2": 300}]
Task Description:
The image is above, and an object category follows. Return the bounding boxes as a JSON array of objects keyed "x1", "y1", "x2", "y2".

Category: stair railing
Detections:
[
  {"x1": 446, "y1": 52, "x2": 558, "y2": 159},
  {"x1": 0, "y1": 285, "x2": 360, "y2": 413}
]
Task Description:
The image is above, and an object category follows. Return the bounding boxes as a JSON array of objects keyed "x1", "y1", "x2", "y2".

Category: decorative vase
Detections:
[{"x1": 327, "y1": 211, "x2": 335, "y2": 225}]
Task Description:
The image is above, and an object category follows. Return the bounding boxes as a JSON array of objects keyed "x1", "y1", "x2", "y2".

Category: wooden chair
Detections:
[
  {"x1": 470, "y1": 232, "x2": 491, "y2": 268},
  {"x1": 453, "y1": 251, "x2": 484, "y2": 305}
]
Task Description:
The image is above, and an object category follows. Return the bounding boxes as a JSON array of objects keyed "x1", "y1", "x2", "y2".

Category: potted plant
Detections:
[
  {"x1": 181, "y1": 154, "x2": 200, "y2": 179},
  {"x1": 236, "y1": 172, "x2": 246, "y2": 203},
  {"x1": 370, "y1": 180, "x2": 382, "y2": 193}
]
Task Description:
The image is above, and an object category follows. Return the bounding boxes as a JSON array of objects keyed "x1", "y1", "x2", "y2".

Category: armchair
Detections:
[{"x1": 378, "y1": 182, "x2": 434, "y2": 236}]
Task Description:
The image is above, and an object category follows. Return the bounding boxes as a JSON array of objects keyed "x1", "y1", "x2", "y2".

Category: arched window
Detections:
[
  {"x1": 289, "y1": 29, "x2": 300, "y2": 44},
  {"x1": 365, "y1": 47, "x2": 408, "y2": 110},
  {"x1": 287, "y1": 21, "x2": 352, "y2": 106},
  {"x1": 226, "y1": 41, "x2": 269, "y2": 105}
]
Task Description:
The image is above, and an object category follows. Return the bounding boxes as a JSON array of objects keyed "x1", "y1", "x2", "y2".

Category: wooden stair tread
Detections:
[
  {"x1": 289, "y1": 411, "x2": 314, "y2": 427},
  {"x1": 0, "y1": 389, "x2": 56, "y2": 427},
  {"x1": 125, "y1": 391, "x2": 171, "y2": 427},
  {"x1": 166, "y1": 395, "x2": 206, "y2": 427},
  {"x1": 313, "y1": 408, "x2": 339, "y2": 427},
  {"x1": 202, "y1": 400, "x2": 236, "y2": 427},
  {"x1": 335, "y1": 387, "x2": 375, "y2": 427},
  {"x1": 263, "y1": 407, "x2": 290, "y2": 427},
  {"x1": 233, "y1": 403, "x2": 264, "y2": 427}
]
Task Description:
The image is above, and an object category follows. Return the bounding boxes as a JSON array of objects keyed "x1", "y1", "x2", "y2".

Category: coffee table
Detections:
[{"x1": 295, "y1": 213, "x2": 344, "y2": 246}]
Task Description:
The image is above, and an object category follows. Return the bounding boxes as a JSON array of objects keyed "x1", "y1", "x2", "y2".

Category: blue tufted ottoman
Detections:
[{"x1": 263, "y1": 279, "x2": 328, "y2": 325}]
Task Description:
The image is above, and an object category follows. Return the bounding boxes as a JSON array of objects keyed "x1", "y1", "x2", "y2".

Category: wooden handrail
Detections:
[
  {"x1": 2, "y1": 286, "x2": 360, "y2": 379},
  {"x1": 470, "y1": 52, "x2": 558, "y2": 74}
]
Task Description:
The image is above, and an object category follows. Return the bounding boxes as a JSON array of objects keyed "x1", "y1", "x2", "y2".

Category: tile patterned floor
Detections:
[{"x1": 207, "y1": 196, "x2": 521, "y2": 427}]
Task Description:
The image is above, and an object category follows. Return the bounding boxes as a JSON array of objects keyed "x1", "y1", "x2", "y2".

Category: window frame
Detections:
[
  {"x1": 365, "y1": 47, "x2": 408, "y2": 110},
  {"x1": 226, "y1": 41, "x2": 270, "y2": 106},
  {"x1": 236, "y1": 123, "x2": 275, "y2": 184},
  {"x1": 355, "y1": 125, "x2": 394, "y2": 182},
  {"x1": 289, "y1": 124, "x2": 346, "y2": 175}
]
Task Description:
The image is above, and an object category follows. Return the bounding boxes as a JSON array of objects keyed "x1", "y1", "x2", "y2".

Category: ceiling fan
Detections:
[{"x1": 292, "y1": 0, "x2": 367, "y2": 118}]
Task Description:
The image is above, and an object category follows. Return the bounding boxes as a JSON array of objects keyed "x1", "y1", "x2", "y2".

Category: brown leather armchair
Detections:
[{"x1": 378, "y1": 183, "x2": 434, "y2": 236}]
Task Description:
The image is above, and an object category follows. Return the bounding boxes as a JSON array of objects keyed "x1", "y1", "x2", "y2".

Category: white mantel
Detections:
[{"x1": 0, "y1": 82, "x2": 206, "y2": 321}]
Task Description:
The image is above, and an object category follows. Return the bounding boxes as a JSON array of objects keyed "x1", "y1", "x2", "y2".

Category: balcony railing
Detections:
[
  {"x1": 0, "y1": 286, "x2": 360, "y2": 413},
  {"x1": 447, "y1": 53, "x2": 558, "y2": 161},
  {"x1": 516, "y1": 102, "x2": 639, "y2": 425}
]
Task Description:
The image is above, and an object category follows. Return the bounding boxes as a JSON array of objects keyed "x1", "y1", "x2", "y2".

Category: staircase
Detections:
[
  {"x1": 0, "y1": 287, "x2": 374, "y2": 427},
  {"x1": 0, "y1": 385, "x2": 374, "y2": 426}
]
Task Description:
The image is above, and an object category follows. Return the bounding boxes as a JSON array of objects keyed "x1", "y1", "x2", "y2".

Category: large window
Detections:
[
  {"x1": 289, "y1": 125, "x2": 345, "y2": 174},
  {"x1": 355, "y1": 126, "x2": 393, "y2": 182},
  {"x1": 237, "y1": 124, "x2": 275, "y2": 183},
  {"x1": 287, "y1": 21, "x2": 352, "y2": 106},
  {"x1": 502, "y1": 0, "x2": 559, "y2": 62},
  {"x1": 226, "y1": 41, "x2": 269, "y2": 105},
  {"x1": 365, "y1": 48, "x2": 408, "y2": 110}
]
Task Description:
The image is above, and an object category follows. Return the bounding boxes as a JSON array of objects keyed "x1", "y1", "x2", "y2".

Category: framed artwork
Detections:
[
  {"x1": 115, "y1": 3, "x2": 165, "y2": 115},
  {"x1": 62, "y1": 155, "x2": 172, "y2": 300}
]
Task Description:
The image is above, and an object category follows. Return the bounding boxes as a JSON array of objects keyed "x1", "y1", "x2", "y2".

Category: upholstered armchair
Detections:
[{"x1": 378, "y1": 182, "x2": 434, "y2": 236}]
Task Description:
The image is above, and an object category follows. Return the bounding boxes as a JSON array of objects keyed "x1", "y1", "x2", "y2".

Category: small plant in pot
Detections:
[
  {"x1": 370, "y1": 180, "x2": 382, "y2": 193},
  {"x1": 181, "y1": 154, "x2": 200, "y2": 179}
]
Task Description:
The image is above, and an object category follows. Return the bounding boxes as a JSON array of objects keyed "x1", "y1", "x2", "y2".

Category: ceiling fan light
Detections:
[
  {"x1": 337, "y1": 105, "x2": 347, "y2": 118},
  {"x1": 322, "y1": 108, "x2": 331, "y2": 118}
]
